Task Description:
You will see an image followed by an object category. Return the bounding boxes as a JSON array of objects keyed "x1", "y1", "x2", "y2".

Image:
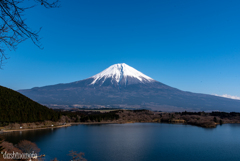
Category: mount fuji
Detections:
[
  {"x1": 19, "y1": 63, "x2": 240, "y2": 112},
  {"x1": 89, "y1": 63, "x2": 154, "y2": 86}
]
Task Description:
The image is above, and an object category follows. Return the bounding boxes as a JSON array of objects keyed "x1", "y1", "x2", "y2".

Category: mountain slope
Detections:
[
  {"x1": 0, "y1": 85, "x2": 59, "y2": 123},
  {"x1": 19, "y1": 63, "x2": 240, "y2": 112}
]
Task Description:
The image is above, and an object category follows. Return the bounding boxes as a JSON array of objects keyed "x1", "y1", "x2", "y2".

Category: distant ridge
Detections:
[{"x1": 19, "y1": 63, "x2": 240, "y2": 112}]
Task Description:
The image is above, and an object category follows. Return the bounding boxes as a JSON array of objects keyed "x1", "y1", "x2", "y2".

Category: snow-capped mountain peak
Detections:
[{"x1": 90, "y1": 63, "x2": 154, "y2": 86}]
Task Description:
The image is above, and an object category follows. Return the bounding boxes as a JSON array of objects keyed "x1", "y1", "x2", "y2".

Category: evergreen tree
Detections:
[
  {"x1": 220, "y1": 119, "x2": 223, "y2": 125},
  {"x1": 213, "y1": 117, "x2": 217, "y2": 123}
]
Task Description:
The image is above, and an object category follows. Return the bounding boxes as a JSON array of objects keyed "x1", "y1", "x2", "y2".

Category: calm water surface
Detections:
[{"x1": 2, "y1": 123, "x2": 240, "y2": 161}]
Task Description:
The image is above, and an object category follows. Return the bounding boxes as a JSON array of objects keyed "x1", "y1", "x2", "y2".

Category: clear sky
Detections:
[{"x1": 1, "y1": 0, "x2": 240, "y2": 98}]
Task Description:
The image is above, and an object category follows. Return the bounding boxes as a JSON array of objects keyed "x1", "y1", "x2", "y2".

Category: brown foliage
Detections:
[
  {"x1": 17, "y1": 140, "x2": 40, "y2": 154},
  {"x1": 117, "y1": 110, "x2": 159, "y2": 123},
  {"x1": 0, "y1": 141, "x2": 22, "y2": 153},
  {"x1": 0, "y1": 138, "x2": 22, "y2": 161},
  {"x1": 68, "y1": 150, "x2": 87, "y2": 161}
]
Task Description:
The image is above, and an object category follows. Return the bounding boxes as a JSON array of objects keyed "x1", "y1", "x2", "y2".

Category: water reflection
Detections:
[
  {"x1": 1, "y1": 123, "x2": 240, "y2": 161},
  {"x1": 2, "y1": 128, "x2": 59, "y2": 144}
]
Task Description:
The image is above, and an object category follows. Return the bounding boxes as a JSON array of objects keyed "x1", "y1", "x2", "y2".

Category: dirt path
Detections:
[
  {"x1": 0, "y1": 121, "x2": 121, "y2": 133},
  {"x1": 1, "y1": 124, "x2": 71, "y2": 133}
]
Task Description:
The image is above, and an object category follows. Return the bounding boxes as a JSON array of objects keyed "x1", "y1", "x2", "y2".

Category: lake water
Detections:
[{"x1": 2, "y1": 123, "x2": 240, "y2": 161}]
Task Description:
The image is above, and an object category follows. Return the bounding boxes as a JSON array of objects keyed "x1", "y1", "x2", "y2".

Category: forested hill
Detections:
[{"x1": 0, "y1": 85, "x2": 60, "y2": 123}]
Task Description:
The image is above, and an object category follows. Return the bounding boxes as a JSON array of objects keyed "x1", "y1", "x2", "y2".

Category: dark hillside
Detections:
[{"x1": 0, "y1": 85, "x2": 60, "y2": 124}]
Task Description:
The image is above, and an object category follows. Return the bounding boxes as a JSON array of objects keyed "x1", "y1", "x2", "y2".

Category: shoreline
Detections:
[
  {"x1": 0, "y1": 124, "x2": 71, "y2": 133},
  {"x1": 0, "y1": 121, "x2": 153, "y2": 133},
  {"x1": 0, "y1": 121, "x2": 120, "y2": 133},
  {"x1": 1, "y1": 121, "x2": 239, "y2": 133}
]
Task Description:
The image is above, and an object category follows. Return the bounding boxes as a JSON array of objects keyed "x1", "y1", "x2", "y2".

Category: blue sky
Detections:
[{"x1": 1, "y1": 0, "x2": 240, "y2": 98}]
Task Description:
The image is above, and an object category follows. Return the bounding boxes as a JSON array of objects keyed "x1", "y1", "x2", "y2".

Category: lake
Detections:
[{"x1": 2, "y1": 123, "x2": 240, "y2": 161}]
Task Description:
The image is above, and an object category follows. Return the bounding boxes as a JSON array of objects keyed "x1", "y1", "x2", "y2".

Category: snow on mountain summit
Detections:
[{"x1": 90, "y1": 63, "x2": 154, "y2": 86}]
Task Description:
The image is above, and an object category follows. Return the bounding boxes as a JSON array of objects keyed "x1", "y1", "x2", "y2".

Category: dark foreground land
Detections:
[{"x1": 1, "y1": 109, "x2": 240, "y2": 132}]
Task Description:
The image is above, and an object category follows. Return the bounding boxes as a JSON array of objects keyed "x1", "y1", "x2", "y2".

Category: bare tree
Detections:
[
  {"x1": 0, "y1": 0, "x2": 59, "y2": 68},
  {"x1": 68, "y1": 150, "x2": 87, "y2": 161},
  {"x1": 17, "y1": 140, "x2": 40, "y2": 154},
  {"x1": 1, "y1": 141, "x2": 23, "y2": 153}
]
